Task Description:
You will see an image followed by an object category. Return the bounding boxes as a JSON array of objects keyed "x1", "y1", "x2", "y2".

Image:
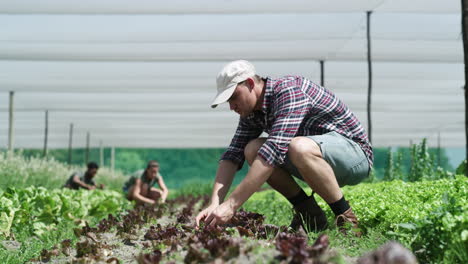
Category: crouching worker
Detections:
[
  {"x1": 123, "y1": 160, "x2": 169, "y2": 205},
  {"x1": 64, "y1": 162, "x2": 103, "y2": 190},
  {"x1": 196, "y1": 60, "x2": 373, "y2": 237}
]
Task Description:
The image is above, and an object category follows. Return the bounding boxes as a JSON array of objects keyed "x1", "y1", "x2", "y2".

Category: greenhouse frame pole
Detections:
[
  {"x1": 8, "y1": 91, "x2": 14, "y2": 154},
  {"x1": 43, "y1": 110, "x2": 49, "y2": 157},
  {"x1": 68, "y1": 123, "x2": 73, "y2": 166},
  {"x1": 366, "y1": 11, "x2": 373, "y2": 143},
  {"x1": 85, "y1": 131, "x2": 90, "y2": 164},
  {"x1": 320, "y1": 60, "x2": 325, "y2": 87},
  {"x1": 463, "y1": 0, "x2": 468, "y2": 176}
]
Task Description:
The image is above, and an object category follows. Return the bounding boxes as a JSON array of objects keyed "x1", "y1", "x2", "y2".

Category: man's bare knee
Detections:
[
  {"x1": 126, "y1": 186, "x2": 136, "y2": 200},
  {"x1": 148, "y1": 191, "x2": 161, "y2": 201},
  {"x1": 288, "y1": 137, "x2": 322, "y2": 166},
  {"x1": 244, "y1": 138, "x2": 266, "y2": 165}
]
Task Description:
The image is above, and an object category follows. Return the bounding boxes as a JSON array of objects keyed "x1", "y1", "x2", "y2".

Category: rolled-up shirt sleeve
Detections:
[
  {"x1": 258, "y1": 86, "x2": 311, "y2": 166},
  {"x1": 221, "y1": 117, "x2": 263, "y2": 170}
]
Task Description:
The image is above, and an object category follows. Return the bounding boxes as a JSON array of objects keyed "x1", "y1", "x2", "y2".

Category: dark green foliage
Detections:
[
  {"x1": 408, "y1": 139, "x2": 434, "y2": 181},
  {"x1": 383, "y1": 148, "x2": 393, "y2": 181},
  {"x1": 20, "y1": 148, "x2": 103, "y2": 167},
  {"x1": 380, "y1": 139, "x2": 453, "y2": 182},
  {"x1": 15, "y1": 140, "x2": 457, "y2": 187},
  {"x1": 17, "y1": 148, "x2": 249, "y2": 189},
  {"x1": 170, "y1": 181, "x2": 213, "y2": 199},
  {"x1": 381, "y1": 151, "x2": 404, "y2": 182},
  {"x1": 364, "y1": 142, "x2": 454, "y2": 182},
  {"x1": 133, "y1": 148, "x2": 249, "y2": 189},
  {"x1": 393, "y1": 151, "x2": 404, "y2": 180},
  {"x1": 362, "y1": 168, "x2": 377, "y2": 183},
  {"x1": 456, "y1": 159, "x2": 467, "y2": 175},
  {"x1": 371, "y1": 147, "x2": 389, "y2": 180}
]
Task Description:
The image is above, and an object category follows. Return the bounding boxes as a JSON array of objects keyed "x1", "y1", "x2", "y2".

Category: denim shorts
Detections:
[{"x1": 280, "y1": 131, "x2": 370, "y2": 187}]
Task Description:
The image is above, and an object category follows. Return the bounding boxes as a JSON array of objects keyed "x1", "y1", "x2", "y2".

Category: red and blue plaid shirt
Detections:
[{"x1": 221, "y1": 76, "x2": 373, "y2": 169}]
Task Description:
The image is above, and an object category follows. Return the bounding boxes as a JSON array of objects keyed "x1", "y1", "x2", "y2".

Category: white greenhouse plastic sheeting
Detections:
[
  {"x1": 0, "y1": 0, "x2": 460, "y2": 14},
  {"x1": 0, "y1": 0, "x2": 464, "y2": 149}
]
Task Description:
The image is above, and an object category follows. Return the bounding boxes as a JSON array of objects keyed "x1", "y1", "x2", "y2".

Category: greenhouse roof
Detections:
[{"x1": 0, "y1": 0, "x2": 463, "y2": 149}]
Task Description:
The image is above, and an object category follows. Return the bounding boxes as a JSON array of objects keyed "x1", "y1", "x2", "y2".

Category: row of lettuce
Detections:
[
  {"x1": 243, "y1": 175, "x2": 468, "y2": 263},
  {"x1": 0, "y1": 153, "x2": 134, "y2": 262},
  {"x1": 0, "y1": 187, "x2": 131, "y2": 263},
  {"x1": 0, "y1": 187, "x2": 131, "y2": 239}
]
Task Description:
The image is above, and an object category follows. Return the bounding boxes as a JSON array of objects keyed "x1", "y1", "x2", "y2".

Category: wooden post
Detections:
[
  {"x1": 43, "y1": 110, "x2": 49, "y2": 157},
  {"x1": 99, "y1": 140, "x2": 104, "y2": 167},
  {"x1": 462, "y1": 0, "x2": 468, "y2": 176},
  {"x1": 366, "y1": 11, "x2": 373, "y2": 143},
  {"x1": 8, "y1": 91, "x2": 14, "y2": 154},
  {"x1": 320, "y1": 60, "x2": 325, "y2": 87},
  {"x1": 68, "y1": 123, "x2": 73, "y2": 166},
  {"x1": 85, "y1": 131, "x2": 90, "y2": 164}
]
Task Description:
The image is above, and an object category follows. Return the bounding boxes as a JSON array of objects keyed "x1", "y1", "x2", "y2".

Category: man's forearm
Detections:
[
  {"x1": 210, "y1": 160, "x2": 238, "y2": 205},
  {"x1": 74, "y1": 179, "x2": 92, "y2": 189},
  {"x1": 227, "y1": 156, "x2": 274, "y2": 210},
  {"x1": 161, "y1": 189, "x2": 168, "y2": 201}
]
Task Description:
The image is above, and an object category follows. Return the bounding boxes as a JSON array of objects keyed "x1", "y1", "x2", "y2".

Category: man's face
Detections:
[
  {"x1": 228, "y1": 81, "x2": 256, "y2": 117},
  {"x1": 87, "y1": 168, "x2": 98, "y2": 178},
  {"x1": 147, "y1": 166, "x2": 159, "y2": 180}
]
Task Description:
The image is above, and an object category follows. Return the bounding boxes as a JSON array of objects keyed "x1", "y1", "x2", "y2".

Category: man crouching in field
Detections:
[
  {"x1": 195, "y1": 60, "x2": 373, "y2": 236},
  {"x1": 64, "y1": 162, "x2": 104, "y2": 190},
  {"x1": 123, "y1": 160, "x2": 169, "y2": 205}
]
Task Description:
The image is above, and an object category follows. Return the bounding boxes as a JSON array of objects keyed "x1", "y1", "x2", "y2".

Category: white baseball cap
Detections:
[{"x1": 211, "y1": 60, "x2": 256, "y2": 108}]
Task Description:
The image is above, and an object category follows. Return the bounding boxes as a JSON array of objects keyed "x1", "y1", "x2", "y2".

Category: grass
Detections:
[
  {"x1": 0, "y1": 152, "x2": 129, "y2": 191},
  {"x1": 170, "y1": 181, "x2": 213, "y2": 199}
]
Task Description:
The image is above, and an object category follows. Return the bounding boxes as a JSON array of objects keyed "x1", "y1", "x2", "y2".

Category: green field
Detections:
[{"x1": 0, "y1": 151, "x2": 467, "y2": 263}]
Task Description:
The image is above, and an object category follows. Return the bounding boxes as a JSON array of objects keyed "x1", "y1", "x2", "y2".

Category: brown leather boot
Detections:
[
  {"x1": 289, "y1": 196, "x2": 328, "y2": 233},
  {"x1": 335, "y1": 207, "x2": 362, "y2": 237}
]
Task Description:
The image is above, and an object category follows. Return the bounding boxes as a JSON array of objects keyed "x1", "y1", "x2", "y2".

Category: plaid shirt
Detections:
[{"x1": 221, "y1": 76, "x2": 373, "y2": 169}]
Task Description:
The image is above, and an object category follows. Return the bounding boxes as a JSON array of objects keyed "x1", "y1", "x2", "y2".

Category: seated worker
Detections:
[
  {"x1": 64, "y1": 162, "x2": 103, "y2": 190},
  {"x1": 123, "y1": 160, "x2": 169, "y2": 205}
]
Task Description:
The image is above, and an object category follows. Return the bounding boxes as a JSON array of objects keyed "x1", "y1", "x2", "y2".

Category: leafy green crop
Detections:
[
  {"x1": 244, "y1": 176, "x2": 467, "y2": 263},
  {"x1": 0, "y1": 187, "x2": 130, "y2": 239}
]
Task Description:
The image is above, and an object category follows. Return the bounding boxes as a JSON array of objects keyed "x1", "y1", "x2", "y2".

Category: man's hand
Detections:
[
  {"x1": 159, "y1": 189, "x2": 168, "y2": 203},
  {"x1": 204, "y1": 200, "x2": 236, "y2": 227},
  {"x1": 195, "y1": 160, "x2": 238, "y2": 227},
  {"x1": 151, "y1": 188, "x2": 165, "y2": 203},
  {"x1": 88, "y1": 185, "x2": 96, "y2": 190},
  {"x1": 195, "y1": 204, "x2": 218, "y2": 227}
]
